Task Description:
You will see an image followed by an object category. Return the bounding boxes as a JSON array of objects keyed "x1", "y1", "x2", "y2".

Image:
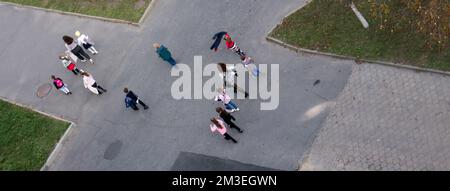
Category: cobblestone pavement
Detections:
[{"x1": 300, "y1": 63, "x2": 450, "y2": 171}]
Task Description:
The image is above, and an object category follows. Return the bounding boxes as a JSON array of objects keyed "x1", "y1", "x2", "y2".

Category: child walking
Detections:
[
  {"x1": 81, "y1": 72, "x2": 107, "y2": 95},
  {"x1": 63, "y1": 35, "x2": 94, "y2": 64},
  {"x1": 51, "y1": 75, "x2": 71, "y2": 95},
  {"x1": 216, "y1": 107, "x2": 243, "y2": 133},
  {"x1": 224, "y1": 33, "x2": 246, "y2": 57},
  {"x1": 214, "y1": 88, "x2": 239, "y2": 113},
  {"x1": 75, "y1": 31, "x2": 98, "y2": 55},
  {"x1": 59, "y1": 54, "x2": 81, "y2": 75},
  {"x1": 210, "y1": 117, "x2": 238, "y2": 143},
  {"x1": 240, "y1": 55, "x2": 260, "y2": 77},
  {"x1": 217, "y1": 63, "x2": 249, "y2": 98},
  {"x1": 124, "y1": 88, "x2": 149, "y2": 110}
]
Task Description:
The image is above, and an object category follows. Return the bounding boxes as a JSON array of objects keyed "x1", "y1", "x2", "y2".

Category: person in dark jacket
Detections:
[
  {"x1": 124, "y1": 88, "x2": 149, "y2": 110},
  {"x1": 153, "y1": 43, "x2": 176, "y2": 66},
  {"x1": 216, "y1": 107, "x2": 243, "y2": 133},
  {"x1": 210, "y1": 31, "x2": 227, "y2": 51}
]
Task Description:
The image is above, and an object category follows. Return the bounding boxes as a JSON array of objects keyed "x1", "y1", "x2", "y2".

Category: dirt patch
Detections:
[{"x1": 134, "y1": 0, "x2": 146, "y2": 9}]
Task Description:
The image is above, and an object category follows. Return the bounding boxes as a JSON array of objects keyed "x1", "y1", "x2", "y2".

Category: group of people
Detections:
[
  {"x1": 51, "y1": 30, "x2": 258, "y2": 144},
  {"x1": 209, "y1": 32, "x2": 262, "y2": 144},
  {"x1": 52, "y1": 31, "x2": 107, "y2": 96}
]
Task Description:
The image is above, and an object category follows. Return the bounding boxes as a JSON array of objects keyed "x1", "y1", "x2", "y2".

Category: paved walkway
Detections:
[
  {"x1": 0, "y1": 0, "x2": 353, "y2": 170},
  {"x1": 301, "y1": 63, "x2": 450, "y2": 170}
]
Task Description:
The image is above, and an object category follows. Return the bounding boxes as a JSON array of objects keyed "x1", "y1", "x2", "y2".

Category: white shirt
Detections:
[{"x1": 77, "y1": 34, "x2": 89, "y2": 45}]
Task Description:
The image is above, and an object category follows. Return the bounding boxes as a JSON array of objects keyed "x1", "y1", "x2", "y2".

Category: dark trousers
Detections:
[
  {"x1": 92, "y1": 82, "x2": 106, "y2": 94},
  {"x1": 166, "y1": 57, "x2": 176, "y2": 66},
  {"x1": 71, "y1": 68, "x2": 80, "y2": 75},
  {"x1": 131, "y1": 99, "x2": 148, "y2": 110},
  {"x1": 72, "y1": 45, "x2": 91, "y2": 60},
  {"x1": 223, "y1": 133, "x2": 237, "y2": 143},
  {"x1": 226, "y1": 121, "x2": 242, "y2": 132},
  {"x1": 137, "y1": 99, "x2": 148, "y2": 108}
]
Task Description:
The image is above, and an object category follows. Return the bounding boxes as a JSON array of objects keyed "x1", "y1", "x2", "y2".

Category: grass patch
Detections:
[
  {"x1": 270, "y1": 0, "x2": 450, "y2": 71},
  {"x1": 1, "y1": 0, "x2": 151, "y2": 23},
  {"x1": 0, "y1": 100, "x2": 69, "y2": 171}
]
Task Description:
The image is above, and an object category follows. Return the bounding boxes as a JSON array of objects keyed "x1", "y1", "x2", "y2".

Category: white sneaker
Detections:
[
  {"x1": 235, "y1": 108, "x2": 240, "y2": 111},
  {"x1": 89, "y1": 59, "x2": 94, "y2": 64},
  {"x1": 81, "y1": 59, "x2": 86, "y2": 62}
]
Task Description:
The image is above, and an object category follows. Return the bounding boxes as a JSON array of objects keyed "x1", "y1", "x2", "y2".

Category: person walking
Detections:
[
  {"x1": 153, "y1": 43, "x2": 176, "y2": 66},
  {"x1": 51, "y1": 75, "x2": 72, "y2": 95},
  {"x1": 210, "y1": 117, "x2": 238, "y2": 143},
  {"x1": 214, "y1": 88, "x2": 239, "y2": 112},
  {"x1": 216, "y1": 107, "x2": 243, "y2": 133},
  {"x1": 240, "y1": 55, "x2": 260, "y2": 77},
  {"x1": 224, "y1": 33, "x2": 246, "y2": 57},
  {"x1": 210, "y1": 31, "x2": 227, "y2": 52},
  {"x1": 59, "y1": 54, "x2": 81, "y2": 75},
  {"x1": 75, "y1": 31, "x2": 98, "y2": 55},
  {"x1": 124, "y1": 88, "x2": 149, "y2": 110},
  {"x1": 81, "y1": 72, "x2": 107, "y2": 95},
  {"x1": 63, "y1": 35, "x2": 94, "y2": 64},
  {"x1": 217, "y1": 63, "x2": 249, "y2": 98}
]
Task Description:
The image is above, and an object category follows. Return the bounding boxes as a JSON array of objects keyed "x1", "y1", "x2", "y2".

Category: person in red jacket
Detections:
[{"x1": 223, "y1": 33, "x2": 246, "y2": 57}]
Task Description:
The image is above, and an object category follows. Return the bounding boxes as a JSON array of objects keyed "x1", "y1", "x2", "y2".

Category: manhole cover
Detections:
[
  {"x1": 36, "y1": 83, "x2": 52, "y2": 98},
  {"x1": 104, "y1": 140, "x2": 123, "y2": 160}
]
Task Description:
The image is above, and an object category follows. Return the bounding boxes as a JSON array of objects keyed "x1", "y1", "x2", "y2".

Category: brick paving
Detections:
[{"x1": 301, "y1": 63, "x2": 450, "y2": 171}]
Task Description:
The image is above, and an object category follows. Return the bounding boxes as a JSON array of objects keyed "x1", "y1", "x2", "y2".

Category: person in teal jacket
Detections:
[{"x1": 153, "y1": 43, "x2": 176, "y2": 66}]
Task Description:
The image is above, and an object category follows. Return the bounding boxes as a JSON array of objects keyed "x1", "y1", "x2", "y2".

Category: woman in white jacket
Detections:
[
  {"x1": 217, "y1": 63, "x2": 249, "y2": 98},
  {"x1": 81, "y1": 72, "x2": 107, "y2": 94}
]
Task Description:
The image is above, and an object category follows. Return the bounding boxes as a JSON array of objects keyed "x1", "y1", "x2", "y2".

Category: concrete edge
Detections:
[
  {"x1": 40, "y1": 122, "x2": 75, "y2": 171},
  {"x1": 266, "y1": 36, "x2": 450, "y2": 76},
  {"x1": 0, "y1": 1, "x2": 141, "y2": 27},
  {"x1": 0, "y1": 96, "x2": 75, "y2": 171},
  {"x1": 265, "y1": 0, "x2": 311, "y2": 38},
  {"x1": 138, "y1": 0, "x2": 156, "y2": 25}
]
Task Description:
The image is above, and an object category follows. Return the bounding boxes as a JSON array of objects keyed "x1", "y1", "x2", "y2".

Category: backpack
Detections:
[
  {"x1": 54, "y1": 79, "x2": 64, "y2": 88},
  {"x1": 125, "y1": 96, "x2": 135, "y2": 108}
]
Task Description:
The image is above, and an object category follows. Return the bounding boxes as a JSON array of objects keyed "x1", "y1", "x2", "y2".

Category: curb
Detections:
[
  {"x1": 40, "y1": 122, "x2": 75, "y2": 171},
  {"x1": 266, "y1": 36, "x2": 450, "y2": 76},
  {"x1": 265, "y1": 0, "x2": 450, "y2": 77},
  {"x1": 0, "y1": 96, "x2": 75, "y2": 171},
  {"x1": 138, "y1": 0, "x2": 156, "y2": 26},
  {"x1": 0, "y1": 0, "x2": 157, "y2": 27}
]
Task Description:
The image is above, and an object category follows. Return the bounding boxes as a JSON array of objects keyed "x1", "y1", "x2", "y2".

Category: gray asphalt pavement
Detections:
[{"x1": 0, "y1": 0, "x2": 352, "y2": 170}]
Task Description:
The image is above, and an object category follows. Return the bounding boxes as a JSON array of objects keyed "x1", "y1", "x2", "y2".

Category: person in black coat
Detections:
[
  {"x1": 210, "y1": 31, "x2": 227, "y2": 52},
  {"x1": 216, "y1": 107, "x2": 243, "y2": 133},
  {"x1": 124, "y1": 88, "x2": 149, "y2": 110}
]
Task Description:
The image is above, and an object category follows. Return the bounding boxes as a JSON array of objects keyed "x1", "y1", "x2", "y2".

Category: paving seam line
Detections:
[
  {"x1": 0, "y1": 1, "x2": 158, "y2": 27},
  {"x1": 0, "y1": 96, "x2": 75, "y2": 171},
  {"x1": 266, "y1": 36, "x2": 450, "y2": 76}
]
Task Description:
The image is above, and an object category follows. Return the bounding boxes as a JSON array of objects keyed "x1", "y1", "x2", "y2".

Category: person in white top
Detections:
[
  {"x1": 210, "y1": 117, "x2": 237, "y2": 143},
  {"x1": 75, "y1": 31, "x2": 98, "y2": 55},
  {"x1": 214, "y1": 87, "x2": 239, "y2": 112},
  {"x1": 217, "y1": 63, "x2": 249, "y2": 98},
  {"x1": 240, "y1": 55, "x2": 260, "y2": 77},
  {"x1": 81, "y1": 72, "x2": 107, "y2": 95},
  {"x1": 63, "y1": 35, "x2": 94, "y2": 64}
]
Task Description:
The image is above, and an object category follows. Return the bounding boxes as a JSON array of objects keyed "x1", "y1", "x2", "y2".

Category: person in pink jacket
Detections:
[
  {"x1": 210, "y1": 117, "x2": 237, "y2": 143},
  {"x1": 214, "y1": 88, "x2": 239, "y2": 112}
]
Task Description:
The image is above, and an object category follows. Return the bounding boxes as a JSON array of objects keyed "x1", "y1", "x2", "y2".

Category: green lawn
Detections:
[
  {"x1": 1, "y1": 0, "x2": 151, "y2": 23},
  {"x1": 0, "y1": 100, "x2": 69, "y2": 171},
  {"x1": 270, "y1": 0, "x2": 450, "y2": 71}
]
